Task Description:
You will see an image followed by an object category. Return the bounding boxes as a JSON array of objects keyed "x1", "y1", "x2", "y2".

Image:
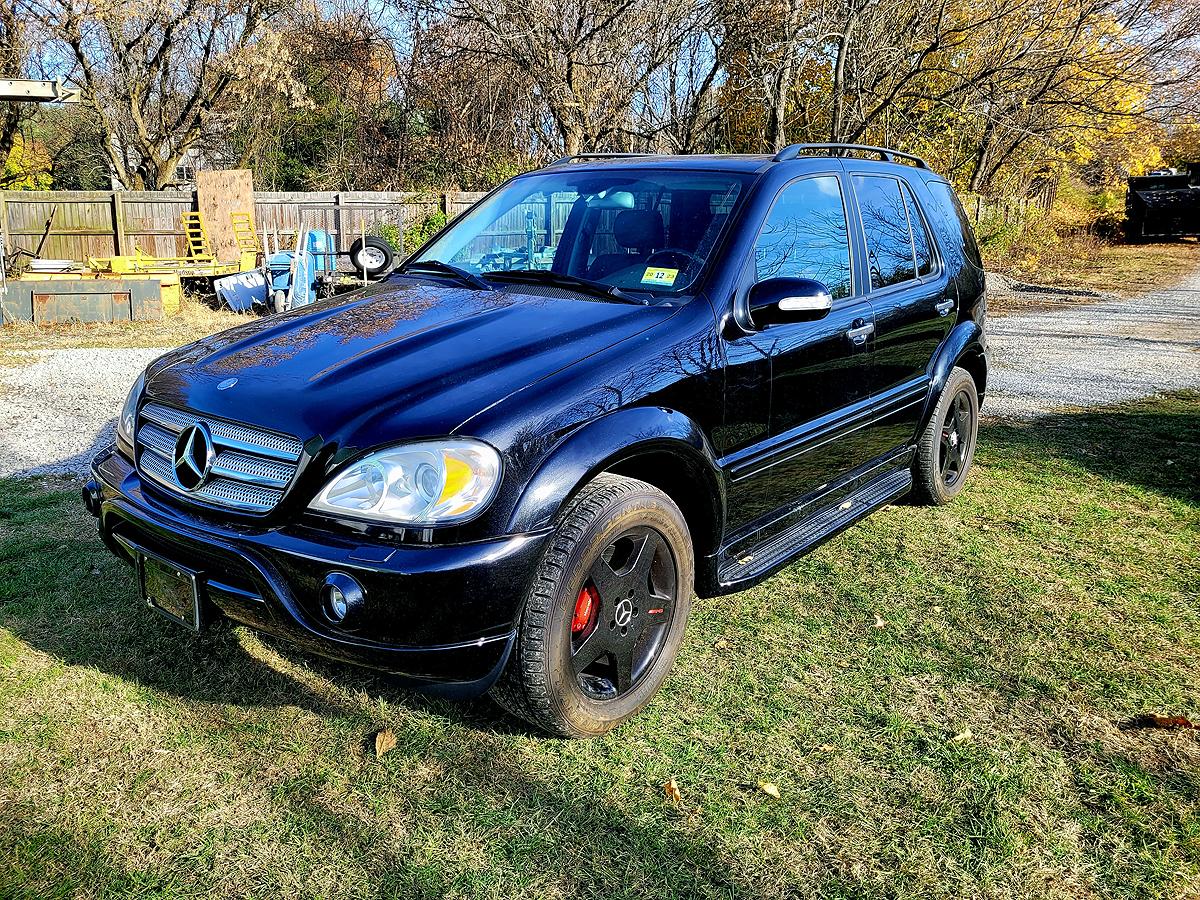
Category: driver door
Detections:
[{"x1": 723, "y1": 172, "x2": 877, "y2": 534}]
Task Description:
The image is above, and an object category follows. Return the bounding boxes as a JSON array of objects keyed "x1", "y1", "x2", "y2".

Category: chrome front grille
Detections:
[{"x1": 135, "y1": 402, "x2": 303, "y2": 513}]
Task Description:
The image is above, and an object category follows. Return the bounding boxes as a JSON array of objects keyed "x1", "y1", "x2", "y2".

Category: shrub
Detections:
[{"x1": 402, "y1": 209, "x2": 448, "y2": 254}]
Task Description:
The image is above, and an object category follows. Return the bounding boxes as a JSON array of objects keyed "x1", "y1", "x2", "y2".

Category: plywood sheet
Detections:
[{"x1": 196, "y1": 170, "x2": 255, "y2": 263}]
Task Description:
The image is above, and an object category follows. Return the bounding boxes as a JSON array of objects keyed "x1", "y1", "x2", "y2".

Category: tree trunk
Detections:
[
  {"x1": 968, "y1": 120, "x2": 997, "y2": 193},
  {"x1": 829, "y1": 10, "x2": 857, "y2": 143},
  {"x1": 768, "y1": 55, "x2": 794, "y2": 152}
]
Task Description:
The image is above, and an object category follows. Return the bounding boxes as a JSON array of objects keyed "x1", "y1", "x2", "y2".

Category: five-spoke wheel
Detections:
[
  {"x1": 492, "y1": 474, "x2": 693, "y2": 737},
  {"x1": 913, "y1": 365, "x2": 979, "y2": 504},
  {"x1": 570, "y1": 526, "x2": 677, "y2": 701}
]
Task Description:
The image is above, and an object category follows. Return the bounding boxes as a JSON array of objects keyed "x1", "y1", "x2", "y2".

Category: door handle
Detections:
[
  {"x1": 935, "y1": 298, "x2": 955, "y2": 317},
  {"x1": 847, "y1": 321, "x2": 874, "y2": 345}
]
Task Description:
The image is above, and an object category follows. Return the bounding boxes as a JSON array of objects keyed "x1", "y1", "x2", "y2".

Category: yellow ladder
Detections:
[
  {"x1": 180, "y1": 212, "x2": 214, "y2": 262},
  {"x1": 230, "y1": 212, "x2": 260, "y2": 253}
]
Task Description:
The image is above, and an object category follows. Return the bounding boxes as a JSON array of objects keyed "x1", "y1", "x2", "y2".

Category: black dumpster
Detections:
[{"x1": 1126, "y1": 164, "x2": 1200, "y2": 241}]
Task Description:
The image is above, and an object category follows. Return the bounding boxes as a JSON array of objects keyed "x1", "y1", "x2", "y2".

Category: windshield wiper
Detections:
[
  {"x1": 400, "y1": 259, "x2": 493, "y2": 291},
  {"x1": 482, "y1": 269, "x2": 645, "y2": 305}
]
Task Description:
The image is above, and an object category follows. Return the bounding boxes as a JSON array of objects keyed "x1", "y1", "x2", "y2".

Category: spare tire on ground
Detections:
[{"x1": 348, "y1": 236, "x2": 395, "y2": 278}]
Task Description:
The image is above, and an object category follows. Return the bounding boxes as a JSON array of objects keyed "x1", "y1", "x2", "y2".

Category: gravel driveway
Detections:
[
  {"x1": 1, "y1": 272, "x2": 1197, "y2": 478},
  {"x1": 985, "y1": 269, "x2": 1200, "y2": 418},
  {"x1": 0, "y1": 348, "x2": 166, "y2": 478}
]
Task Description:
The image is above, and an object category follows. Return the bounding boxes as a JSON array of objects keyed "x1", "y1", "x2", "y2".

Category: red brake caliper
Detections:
[{"x1": 571, "y1": 585, "x2": 600, "y2": 634}]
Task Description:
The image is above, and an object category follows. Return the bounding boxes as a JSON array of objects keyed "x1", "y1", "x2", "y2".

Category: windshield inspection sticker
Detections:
[{"x1": 641, "y1": 266, "x2": 679, "y2": 287}]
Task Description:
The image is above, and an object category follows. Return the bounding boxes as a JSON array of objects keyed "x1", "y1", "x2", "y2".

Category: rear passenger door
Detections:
[{"x1": 847, "y1": 171, "x2": 954, "y2": 455}]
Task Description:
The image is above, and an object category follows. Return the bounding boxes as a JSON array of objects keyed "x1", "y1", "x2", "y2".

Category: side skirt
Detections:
[{"x1": 712, "y1": 465, "x2": 912, "y2": 594}]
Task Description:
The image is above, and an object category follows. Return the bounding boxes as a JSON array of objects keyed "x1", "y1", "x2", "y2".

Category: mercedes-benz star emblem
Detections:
[
  {"x1": 614, "y1": 597, "x2": 634, "y2": 627},
  {"x1": 173, "y1": 423, "x2": 216, "y2": 491}
]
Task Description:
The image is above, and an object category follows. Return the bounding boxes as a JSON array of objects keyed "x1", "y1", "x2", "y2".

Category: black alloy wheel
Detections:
[
  {"x1": 569, "y1": 526, "x2": 678, "y2": 701},
  {"x1": 492, "y1": 474, "x2": 693, "y2": 737},
  {"x1": 939, "y1": 389, "x2": 975, "y2": 488},
  {"x1": 912, "y1": 365, "x2": 979, "y2": 505}
]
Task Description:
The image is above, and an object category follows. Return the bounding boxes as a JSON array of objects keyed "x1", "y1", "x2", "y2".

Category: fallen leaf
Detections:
[
  {"x1": 663, "y1": 777, "x2": 682, "y2": 804},
  {"x1": 950, "y1": 727, "x2": 973, "y2": 744},
  {"x1": 757, "y1": 781, "x2": 781, "y2": 799},
  {"x1": 873, "y1": 613, "x2": 887, "y2": 628},
  {"x1": 1126, "y1": 713, "x2": 1196, "y2": 730},
  {"x1": 374, "y1": 728, "x2": 397, "y2": 758}
]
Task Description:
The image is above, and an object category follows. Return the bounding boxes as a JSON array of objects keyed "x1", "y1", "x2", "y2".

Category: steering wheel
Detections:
[{"x1": 645, "y1": 248, "x2": 699, "y2": 271}]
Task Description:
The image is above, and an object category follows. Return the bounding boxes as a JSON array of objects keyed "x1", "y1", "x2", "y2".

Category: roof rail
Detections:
[
  {"x1": 549, "y1": 152, "x2": 658, "y2": 166},
  {"x1": 774, "y1": 143, "x2": 929, "y2": 169}
]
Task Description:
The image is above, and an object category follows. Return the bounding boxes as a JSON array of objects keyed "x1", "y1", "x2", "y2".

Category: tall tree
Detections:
[
  {"x1": 27, "y1": 0, "x2": 300, "y2": 188},
  {"x1": 0, "y1": 0, "x2": 27, "y2": 177}
]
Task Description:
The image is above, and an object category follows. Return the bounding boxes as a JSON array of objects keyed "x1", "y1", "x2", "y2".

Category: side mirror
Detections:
[{"x1": 747, "y1": 277, "x2": 833, "y2": 329}]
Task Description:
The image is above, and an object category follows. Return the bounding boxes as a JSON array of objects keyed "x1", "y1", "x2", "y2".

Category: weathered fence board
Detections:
[{"x1": 0, "y1": 189, "x2": 488, "y2": 263}]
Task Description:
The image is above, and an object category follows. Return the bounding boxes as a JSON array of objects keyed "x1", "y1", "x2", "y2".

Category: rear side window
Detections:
[
  {"x1": 902, "y1": 183, "x2": 934, "y2": 277},
  {"x1": 853, "y1": 175, "x2": 915, "y2": 289},
  {"x1": 927, "y1": 181, "x2": 983, "y2": 269},
  {"x1": 753, "y1": 175, "x2": 852, "y2": 300}
]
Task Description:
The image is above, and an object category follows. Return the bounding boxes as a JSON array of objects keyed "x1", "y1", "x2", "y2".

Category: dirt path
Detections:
[{"x1": 984, "y1": 270, "x2": 1200, "y2": 418}]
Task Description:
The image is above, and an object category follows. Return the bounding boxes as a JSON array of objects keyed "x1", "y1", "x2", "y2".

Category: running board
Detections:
[{"x1": 717, "y1": 468, "x2": 912, "y2": 588}]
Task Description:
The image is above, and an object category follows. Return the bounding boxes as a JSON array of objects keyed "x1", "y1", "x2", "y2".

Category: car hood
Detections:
[{"x1": 145, "y1": 280, "x2": 676, "y2": 452}]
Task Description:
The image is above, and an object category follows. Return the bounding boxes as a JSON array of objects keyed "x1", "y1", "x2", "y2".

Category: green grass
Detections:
[{"x1": 1, "y1": 393, "x2": 1198, "y2": 899}]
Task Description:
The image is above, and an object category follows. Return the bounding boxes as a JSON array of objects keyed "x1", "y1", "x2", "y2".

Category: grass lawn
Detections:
[
  {"x1": 0, "y1": 297, "x2": 247, "y2": 361},
  {"x1": 1, "y1": 393, "x2": 1197, "y2": 899},
  {"x1": 986, "y1": 237, "x2": 1200, "y2": 311}
]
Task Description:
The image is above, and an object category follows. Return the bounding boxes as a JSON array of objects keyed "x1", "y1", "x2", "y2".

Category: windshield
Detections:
[{"x1": 410, "y1": 169, "x2": 750, "y2": 296}]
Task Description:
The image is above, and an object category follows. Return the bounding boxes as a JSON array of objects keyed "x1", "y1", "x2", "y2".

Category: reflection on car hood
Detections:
[{"x1": 144, "y1": 281, "x2": 676, "y2": 449}]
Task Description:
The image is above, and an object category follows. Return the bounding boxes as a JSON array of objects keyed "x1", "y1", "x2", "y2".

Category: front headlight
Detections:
[
  {"x1": 116, "y1": 371, "x2": 145, "y2": 452},
  {"x1": 309, "y1": 439, "x2": 502, "y2": 526}
]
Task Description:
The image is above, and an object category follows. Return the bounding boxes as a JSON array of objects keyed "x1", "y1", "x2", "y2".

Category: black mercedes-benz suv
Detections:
[{"x1": 84, "y1": 144, "x2": 988, "y2": 737}]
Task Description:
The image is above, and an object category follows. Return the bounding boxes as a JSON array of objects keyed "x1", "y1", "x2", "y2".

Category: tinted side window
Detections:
[
  {"x1": 902, "y1": 182, "x2": 934, "y2": 277},
  {"x1": 853, "y1": 175, "x2": 915, "y2": 289},
  {"x1": 753, "y1": 175, "x2": 852, "y2": 300},
  {"x1": 927, "y1": 181, "x2": 983, "y2": 269}
]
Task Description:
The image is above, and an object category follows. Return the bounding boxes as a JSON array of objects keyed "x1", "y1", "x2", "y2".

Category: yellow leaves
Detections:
[
  {"x1": 663, "y1": 777, "x2": 683, "y2": 805},
  {"x1": 949, "y1": 727, "x2": 973, "y2": 744},
  {"x1": 661, "y1": 776, "x2": 783, "y2": 808},
  {"x1": 2, "y1": 135, "x2": 52, "y2": 191},
  {"x1": 757, "y1": 781, "x2": 781, "y2": 799},
  {"x1": 374, "y1": 727, "x2": 397, "y2": 758}
]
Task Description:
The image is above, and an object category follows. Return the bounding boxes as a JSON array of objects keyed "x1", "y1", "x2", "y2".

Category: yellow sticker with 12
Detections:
[{"x1": 640, "y1": 266, "x2": 678, "y2": 287}]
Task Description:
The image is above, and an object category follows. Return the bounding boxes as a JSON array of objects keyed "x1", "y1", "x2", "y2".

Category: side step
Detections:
[{"x1": 717, "y1": 467, "x2": 912, "y2": 588}]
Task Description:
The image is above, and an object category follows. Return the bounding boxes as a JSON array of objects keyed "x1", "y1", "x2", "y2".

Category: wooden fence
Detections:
[{"x1": 0, "y1": 190, "x2": 488, "y2": 263}]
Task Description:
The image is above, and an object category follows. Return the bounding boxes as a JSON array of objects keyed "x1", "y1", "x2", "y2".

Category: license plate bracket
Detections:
[{"x1": 137, "y1": 549, "x2": 204, "y2": 632}]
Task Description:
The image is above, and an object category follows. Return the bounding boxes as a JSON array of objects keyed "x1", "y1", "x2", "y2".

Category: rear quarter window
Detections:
[{"x1": 926, "y1": 181, "x2": 983, "y2": 270}]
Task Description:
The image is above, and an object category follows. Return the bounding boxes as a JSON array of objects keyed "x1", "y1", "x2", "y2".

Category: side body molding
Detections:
[
  {"x1": 506, "y1": 406, "x2": 726, "y2": 539},
  {"x1": 919, "y1": 319, "x2": 989, "y2": 430}
]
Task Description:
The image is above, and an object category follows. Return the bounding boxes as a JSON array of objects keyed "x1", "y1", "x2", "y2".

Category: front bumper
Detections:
[{"x1": 86, "y1": 446, "x2": 550, "y2": 696}]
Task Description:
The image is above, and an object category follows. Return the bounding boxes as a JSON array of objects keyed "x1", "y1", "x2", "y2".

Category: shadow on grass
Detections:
[
  {"x1": 0, "y1": 481, "x2": 755, "y2": 898},
  {"x1": 981, "y1": 392, "x2": 1199, "y2": 504}
]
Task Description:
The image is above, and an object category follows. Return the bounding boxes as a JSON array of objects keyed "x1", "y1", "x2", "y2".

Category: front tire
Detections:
[
  {"x1": 912, "y1": 366, "x2": 979, "y2": 505},
  {"x1": 492, "y1": 474, "x2": 693, "y2": 738}
]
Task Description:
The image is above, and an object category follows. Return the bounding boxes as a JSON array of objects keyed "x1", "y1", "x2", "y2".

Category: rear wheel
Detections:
[
  {"x1": 912, "y1": 366, "x2": 979, "y2": 505},
  {"x1": 492, "y1": 474, "x2": 693, "y2": 738}
]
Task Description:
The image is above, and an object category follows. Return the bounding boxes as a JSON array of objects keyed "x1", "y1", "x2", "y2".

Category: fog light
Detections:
[
  {"x1": 320, "y1": 572, "x2": 364, "y2": 625},
  {"x1": 81, "y1": 481, "x2": 102, "y2": 517}
]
